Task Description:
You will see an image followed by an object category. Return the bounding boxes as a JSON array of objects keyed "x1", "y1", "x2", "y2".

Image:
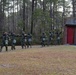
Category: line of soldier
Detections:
[
  {"x1": 0, "y1": 32, "x2": 32, "y2": 52},
  {"x1": 0, "y1": 31, "x2": 61, "y2": 52},
  {"x1": 40, "y1": 31, "x2": 61, "y2": 47}
]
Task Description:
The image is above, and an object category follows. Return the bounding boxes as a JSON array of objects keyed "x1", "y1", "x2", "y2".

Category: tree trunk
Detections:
[
  {"x1": 26, "y1": 1, "x2": 29, "y2": 33},
  {"x1": 50, "y1": 2, "x2": 53, "y2": 30},
  {"x1": 72, "y1": 0, "x2": 76, "y2": 19},
  {"x1": 12, "y1": 0, "x2": 15, "y2": 32},
  {"x1": 62, "y1": 0, "x2": 65, "y2": 28},
  {"x1": 23, "y1": 0, "x2": 26, "y2": 32},
  {"x1": 0, "y1": 0, "x2": 4, "y2": 32},
  {"x1": 31, "y1": 0, "x2": 34, "y2": 34}
]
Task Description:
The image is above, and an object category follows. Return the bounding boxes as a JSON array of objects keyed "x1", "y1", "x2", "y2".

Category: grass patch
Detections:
[{"x1": 0, "y1": 45, "x2": 76, "y2": 75}]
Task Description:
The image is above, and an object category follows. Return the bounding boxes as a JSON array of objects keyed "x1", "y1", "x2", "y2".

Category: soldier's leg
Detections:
[
  {"x1": 24, "y1": 43, "x2": 26, "y2": 48},
  {"x1": 23, "y1": 42, "x2": 25, "y2": 49},
  {"x1": 29, "y1": 42, "x2": 32, "y2": 48},
  {"x1": 23, "y1": 41, "x2": 25, "y2": 48},
  {"x1": 13, "y1": 44, "x2": 16, "y2": 50},
  {"x1": 22, "y1": 45, "x2": 23, "y2": 49},
  {"x1": 42, "y1": 41, "x2": 44, "y2": 46},
  {"x1": 0, "y1": 46, "x2": 1, "y2": 52},
  {"x1": 5, "y1": 45, "x2": 8, "y2": 51},
  {"x1": 12, "y1": 45, "x2": 15, "y2": 50},
  {"x1": 11, "y1": 44, "x2": 13, "y2": 50},
  {"x1": 11, "y1": 46, "x2": 13, "y2": 50},
  {"x1": 42, "y1": 41, "x2": 44, "y2": 47},
  {"x1": 26, "y1": 42, "x2": 28, "y2": 48},
  {"x1": 49, "y1": 40, "x2": 51, "y2": 45},
  {"x1": 28, "y1": 42, "x2": 30, "y2": 48},
  {"x1": 21, "y1": 42, "x2": 24, "y2": 49},
  {"x1": 0, "y1": 43, "x2": 4, "y2": 52},
  {"x1": 27, "y1": 42, "x2": 29, "y2": 48},
  {"x1": 41, "y1": 41, "x2": 43, "y2": 47},
  {"x1": 0, "y1": 47, "x2": 2, "y2": 52},
  {"x1": 46, "y1": 40, "x2": 48, "y2": 46},
  {"x1": 46, "y1": 40, "x2": 49, "y2": 46},
  {"x1": 58, "y1": 40, "x2": 60, "y2": 45},
  {"x1": 44, "y1": 41, "x2": 45, "y2": 46}
]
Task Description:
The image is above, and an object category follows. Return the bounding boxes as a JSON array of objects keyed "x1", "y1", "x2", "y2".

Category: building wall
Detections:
[
  {"x1": 74, "y1": 27, "x2": 76, "y2": 44},
  {"x1": 65, "y1": 25, "x2": 76, "y2": 45}
]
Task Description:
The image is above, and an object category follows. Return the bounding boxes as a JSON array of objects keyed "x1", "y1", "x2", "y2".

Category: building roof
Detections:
[{"x1": 65, "y1": 18, "x2": 76, "y2": 26}]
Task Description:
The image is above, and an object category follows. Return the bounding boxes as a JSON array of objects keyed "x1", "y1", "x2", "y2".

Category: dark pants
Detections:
[
  {"x1": 0, "y1": 42, "x2": 8, "y2": 52},
  {"x1": 21, "y1": 40, "x2": 26, "y2": 49},
  {"x1": 41, "y1": 41, "x2": 45, "y2": 47},
  {"x1": 27, "y1": 41, "x2": 32, "y2": 48},
  {"x1": 11, "y1": 43, "x2": 16, "y2": 50}
]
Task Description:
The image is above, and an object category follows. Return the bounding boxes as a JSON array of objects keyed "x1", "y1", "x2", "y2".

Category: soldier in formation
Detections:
[
  {"x1": 10, "y1": 32, "x2": 16, "y2": 50},
  {"x1": 0, "y1": 31, "x2": 61, "y2": 52},
  {"x1": 21, "y1": 32, "x2": 27, "y2": 49},
  {"x1": 27, "y1": 33, "x2": 32, "y2": 48},
  {"x1": 48, "y1": 32, "x2": 53, "y2": 45},
  {"x1": 40, "y1": 33, "x2": 46, "y2": 47},
  {"x1": 56, "y1": 31, "x2": 61, "y2": 45},
  {"x1": 0, "y1": 32, "x2": 9, "y2": 52},
  {"x1": 20, "y1": 32, "x2": 32, "y2": 49}
]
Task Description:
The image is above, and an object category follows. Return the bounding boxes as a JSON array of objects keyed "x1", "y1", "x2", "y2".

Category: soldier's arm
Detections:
[{"x1": 16, "y1": 34, "x2": 21, "y2": 37}]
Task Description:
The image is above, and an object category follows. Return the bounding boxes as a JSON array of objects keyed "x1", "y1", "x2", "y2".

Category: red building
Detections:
[{"x1": 64, "y1": 18, "x2": 76, "y2": 45}]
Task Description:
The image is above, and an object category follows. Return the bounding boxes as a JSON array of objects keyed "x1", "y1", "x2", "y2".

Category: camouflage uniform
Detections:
[
  {"x1": 10, "y1": 32, "x2": 16, "y2": 50},
  {"x1": 56, "y1": 32, "x2": 61, "y2": 45},
  {"x1": 0, "y1": 32, "x2": 9, "y2": 52},
  {"x1": 40, "y1": 33, "x2": 46, "y2": 47},
  {"x1": 21, "y1": 32, "x2": 26, "y2": 49},
  {"x1": 27, "y1": 33, "x2": 32, "y2": 48},
  {"x1": 48, "y1": 32, "x2": 53, "y2": 45}
]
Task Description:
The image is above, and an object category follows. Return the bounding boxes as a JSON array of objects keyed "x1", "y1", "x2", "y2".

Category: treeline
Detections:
[{"x1": 0, "y1": 0, "x2": 72, "y2": 44}]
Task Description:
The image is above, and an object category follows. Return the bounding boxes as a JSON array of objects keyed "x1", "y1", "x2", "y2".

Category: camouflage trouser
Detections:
[
  {"x1": 11, "y1": 43, "x2": 15, "y2": 50},
  {"x1": 27, "y1": 40, "x2": 32, "y2": 48},
  {"x1": 41, "y1": 41, "x2": 45, "y2": 47},
  {"x1": 21, "y1": 40, "x2": 26, "y2": 49},
  {"x1": 11, "y1": 39, "x2": 17, "y2": 50},
  {"x1": 0, "y1": 42, "x2": 8, "y2": 52},
  {"x1": 57, "y1": 39, "x2": 60, "y2": 45}
]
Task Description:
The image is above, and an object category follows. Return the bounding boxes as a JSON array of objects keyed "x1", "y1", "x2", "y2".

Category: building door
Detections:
[{"x1": 67, "y1": 26, "x2": 75, "y2": 44}]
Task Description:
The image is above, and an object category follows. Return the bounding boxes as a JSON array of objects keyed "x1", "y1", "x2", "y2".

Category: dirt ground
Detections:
[{"x1": 0, "y1": 45, "x2": 76, "y2": 75}]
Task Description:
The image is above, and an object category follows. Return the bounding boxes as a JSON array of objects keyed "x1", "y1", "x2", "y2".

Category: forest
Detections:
[{"x1": 0, "y1": 0, "x2": 74, "y2": 44}]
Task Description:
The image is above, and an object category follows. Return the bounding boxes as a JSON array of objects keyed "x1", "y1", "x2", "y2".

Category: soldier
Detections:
[
  {"x1": 21, "y1": 32, "x2": 26, "y2": 49},
  {"x1": 54, "y1": 30, "x2": 60, "y2": 45},
  {"x1": 40, "y1": 32, "x2": 46, "y2": 47},
  {"x1": 48, "y1": 32, "x2": 53, "y2": 45},
  {"x1": 27, "y1": 33, "x2": 32, "y2": 48},
  {"x1": 56, "y1": 32, "x2": 61, "y2": 45},
  {"x1": 0, "y1": 32, "x2": 9, "y2": 52},
  {"x1": 10, "y1": 32, "x2": 16, "y2": 50},
  {"x1": 24, "y1": 34, "x2": 27, "y2": 48}
]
